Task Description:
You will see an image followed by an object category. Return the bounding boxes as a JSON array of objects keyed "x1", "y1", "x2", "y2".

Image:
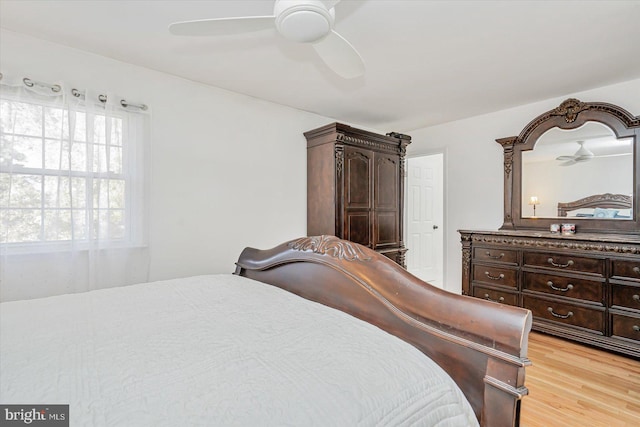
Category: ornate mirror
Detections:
[{"x1": 498, "y1": 99, "x2": 640, "y2": 234}]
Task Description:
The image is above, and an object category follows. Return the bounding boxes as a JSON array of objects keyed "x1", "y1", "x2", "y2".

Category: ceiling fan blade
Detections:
[
  {"x1": 574, "y1": 155, "x2": 593, "y2": 162},
  {"x1": 312, "y1": 30, "x2": 365, "y2": 79},
  {"x1": 595, "y1": 152, "x2": 633, "y2": 158},
  {"x1": 169, "y1": 16, "x2": 275, "y2": 36},
  {"x1": 556, "y1": 155, "x2": 575, "y2": 161},
  {"x1": 559, "y1": 160, "x2": 577, "y2": 166}
]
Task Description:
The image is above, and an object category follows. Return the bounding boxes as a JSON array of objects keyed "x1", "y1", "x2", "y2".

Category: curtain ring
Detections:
[
  {"x1": 23, "y1": 77, "x2": 61, "y2": 93},
  {"x1": 99, "y1": 94, "x2": 108, "y2": 103},
  {"x1": 71, "y1": 88, "x2": 83, "y2": 98}
]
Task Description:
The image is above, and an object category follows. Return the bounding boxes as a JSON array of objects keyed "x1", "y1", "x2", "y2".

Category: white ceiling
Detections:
[{"x1": 1, "y1": 0, "x2": 639, "y2": 132}]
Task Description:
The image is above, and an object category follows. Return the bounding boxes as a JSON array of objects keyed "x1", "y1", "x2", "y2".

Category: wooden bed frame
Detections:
[
  {"x1": 235, "y1": 235, "x2": 532, "y2": 427},
  {"x1": 557, "y1": 193, "x2": 632, "y2": 217}
]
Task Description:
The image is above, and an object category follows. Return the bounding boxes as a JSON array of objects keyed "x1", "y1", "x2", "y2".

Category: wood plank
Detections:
[{"x1": 521, "y1": 332, "x2": 640, "y2": 427}]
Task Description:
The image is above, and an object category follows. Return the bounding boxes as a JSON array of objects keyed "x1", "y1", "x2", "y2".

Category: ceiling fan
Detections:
[
  {"x1": 555, "y1": 140, "x2": 630, "y2": 166},
  {"x1": 168, "y1": 0, "x2": 365, "y2": 79},
  {"x1": 555, "y1": 141, "x2": 594, "y2": 166}
]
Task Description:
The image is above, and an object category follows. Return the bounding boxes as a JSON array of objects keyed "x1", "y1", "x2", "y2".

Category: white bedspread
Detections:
[{"x1": 0, "y1": 274, "x2": 478, "y2": 426}]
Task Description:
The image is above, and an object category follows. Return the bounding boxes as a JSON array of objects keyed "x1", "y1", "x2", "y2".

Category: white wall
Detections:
[
  {"x1": 0, "y1": 30, "x2": 340, "y2": 300},
  {"x1": 3, "y1": 29, "x2": 640, "y2": 300},
  {"x1": 407, "y1": 78, "x2": 640, "y2": 294}
]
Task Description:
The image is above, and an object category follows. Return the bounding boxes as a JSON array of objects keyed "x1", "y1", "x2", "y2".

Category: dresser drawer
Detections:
[
  {"x1": 523, "y1": 272, "x2": 604, "y2": 304},
  {"x1": 611, "y1": 259, "x2": 640, "y2": 282},
  {"x1": 472, "y1": 265, "x2": 517, "y2": 288},
  {"x1": 611, "y1": 312, "x2": 640, "y2": 342},
  {"x1": 473, "y1": 285, "x2": 518, "y2": 306},
  {"x1": 473, "y1": 247, "x2": 518, "y2": 265},
  {"x1": 523, "y1": 252, "x2": 604, "y2": 276},
  {"x1": 611, "y1": 283, "x2": 640, "y2": 312},
  {"x1": 523, "y1": 295, "x2": 605, "y2": 334}
]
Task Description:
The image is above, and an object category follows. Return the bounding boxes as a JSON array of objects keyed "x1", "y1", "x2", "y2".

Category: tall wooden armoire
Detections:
[{"x1": 304, "y1": 123, "x2": 411, "y2": 267}]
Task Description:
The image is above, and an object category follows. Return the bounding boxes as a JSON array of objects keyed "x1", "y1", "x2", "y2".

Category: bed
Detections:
[
  {"x1": 557, "y1": 192, "x2": 633, "y2": 218},
  {"x1": 0, "y1": 235, "x2": 532, "y2": 427}
]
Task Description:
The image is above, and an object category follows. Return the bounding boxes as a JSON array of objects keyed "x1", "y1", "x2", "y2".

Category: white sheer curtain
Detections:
[{"x1": 0, "y1": 75, "x2": 151, "y2": 301}]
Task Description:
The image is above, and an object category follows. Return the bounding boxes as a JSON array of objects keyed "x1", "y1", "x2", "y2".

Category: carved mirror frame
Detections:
[{"x1": 498, "y1": 98, "x2": 640, "y2": 234}]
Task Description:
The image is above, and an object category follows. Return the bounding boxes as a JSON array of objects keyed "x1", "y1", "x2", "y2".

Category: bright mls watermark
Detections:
[{"x1": 0, "y1": 405, "x2": 68, "y2": 426}]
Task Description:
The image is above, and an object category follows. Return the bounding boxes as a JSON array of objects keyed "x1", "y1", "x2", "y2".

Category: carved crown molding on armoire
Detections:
[{"x1": 304, "y1": 123, "x2": 411, "y2": 267}]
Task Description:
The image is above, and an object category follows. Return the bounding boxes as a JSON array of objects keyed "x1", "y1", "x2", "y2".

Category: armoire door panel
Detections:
[
  {"x1": 346, "y1": 211, "x2": 371, "y2": 247},
  {"x1": 375, "y1": 211, "x2": 398, "y2": 247},
  {"x1": 374, "y1": 154, "x2": 398, "y2": 210},
  {"x1": 345, "y1": 149, "x2": 372, "y2": 209}
]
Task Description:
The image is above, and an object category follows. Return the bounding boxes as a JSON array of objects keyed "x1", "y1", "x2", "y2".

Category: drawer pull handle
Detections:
[
  {"x1": 485, "y1": 271, "x2": 505, "y2": 280},
  {"x1": 633, "y1": 325, "x2": 640, "y2": 332},
  {"x1": 485, "y1": 251, "x2": 505, "y2": 259},
  {"x1": 547, "y1": 307, "x2": 573, "y2": 319},
  {"x1": 633, "y1": 294, "x2": 640, "y2": 302},
  {"x1": 484, "y1": 294, "x2": 505, "y2": 303},
  {"x1": 547, "y1": 281, "x2": 574, "y2": 292},
  {"x1": 634, "y1": 266, "x2": 640, "y2": 274},
  {"x1": 548, "y1": 258, "x2": 574, "y2": 268}
]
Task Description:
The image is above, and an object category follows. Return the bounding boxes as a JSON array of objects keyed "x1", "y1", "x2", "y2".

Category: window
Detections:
[{"x1": 0, "y1": 89, "x2": 148, "y2": 251}]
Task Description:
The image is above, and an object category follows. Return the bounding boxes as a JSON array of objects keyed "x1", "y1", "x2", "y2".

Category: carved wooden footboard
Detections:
[{"x1": 234, "y1": 235, "x2": 532, "y2": 427}]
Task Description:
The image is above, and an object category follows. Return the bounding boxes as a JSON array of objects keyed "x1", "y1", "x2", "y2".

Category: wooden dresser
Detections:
[
  {"x1": 459, "y1": 229, "x2": 640, "y2": 357},
  {"x1": 304, "y1": 123, "x2": 411, "y2": 266}
]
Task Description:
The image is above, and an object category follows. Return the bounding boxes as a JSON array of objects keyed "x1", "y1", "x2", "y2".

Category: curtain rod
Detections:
[
  {"x1": 70, "y1": 87, "x2": 148, "y2": 111},
  {"x1": 4, "y1": 75, "x2": 148, "y2": 111}
]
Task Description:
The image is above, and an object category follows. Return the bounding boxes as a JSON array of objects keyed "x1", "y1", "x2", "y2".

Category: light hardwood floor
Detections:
[{"x1": 520, "y1": 332, "x2": 640, "y2": 427}]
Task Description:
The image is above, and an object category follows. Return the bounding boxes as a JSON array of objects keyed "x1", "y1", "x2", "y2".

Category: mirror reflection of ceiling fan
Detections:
[
  {"x1": 168, "y1": 0, "x2": 365, "y2": 79},
  {"x1": 555, "y1": 141, "x2": 630, "y2": 166}
]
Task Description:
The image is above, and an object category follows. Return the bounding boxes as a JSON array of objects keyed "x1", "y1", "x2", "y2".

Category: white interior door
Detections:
[{"x1": 406, "y1": 154, "x2": 444, "y2": 287}]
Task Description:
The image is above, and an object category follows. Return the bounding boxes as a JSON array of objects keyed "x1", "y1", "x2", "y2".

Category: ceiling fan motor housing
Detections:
[
  {"x1": 274, "y1": 0, "x2": 335, "y2": 43},
  {"x1": 574, "y1": 141, "x2": 594, "y2": 161}
]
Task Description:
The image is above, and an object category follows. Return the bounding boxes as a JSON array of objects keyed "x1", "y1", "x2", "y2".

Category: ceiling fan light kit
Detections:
[{"x1": 274, "y1": 0, "x2": 335, "y2": 43}]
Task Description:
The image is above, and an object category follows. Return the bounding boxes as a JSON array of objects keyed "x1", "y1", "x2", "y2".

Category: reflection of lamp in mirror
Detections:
[{"x1": 528, "y1": 196, "x2": 540, "y2": 217}]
